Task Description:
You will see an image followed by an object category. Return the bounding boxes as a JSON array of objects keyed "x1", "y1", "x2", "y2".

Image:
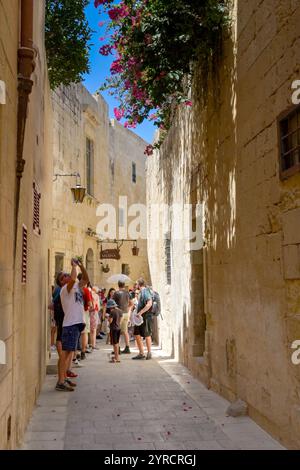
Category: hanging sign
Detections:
[{"x1": 100, "y1": 248, "x2": 120, "y2": 260}]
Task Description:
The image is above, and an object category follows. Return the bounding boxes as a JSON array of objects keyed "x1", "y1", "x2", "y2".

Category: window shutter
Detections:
[
  {"x1": 165, "y1": 236, "x2": 172, "y2": 285},
  {"x1": 278, "y1": 104, "x2": 300, "y2": 179},
  {"x1": 22, "y1": 225, "x2": 28, "y2": 284},
  {"x1": 33, "y1": 182, "x2": 41, "y2": 235},
  {"x1": 132, "y1": 162, "x2": 136, "y2": 183}
]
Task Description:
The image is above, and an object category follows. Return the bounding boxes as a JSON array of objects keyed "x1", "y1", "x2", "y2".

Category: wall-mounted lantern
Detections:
[
  {"x1": 53, "y1": 172, "x2": 86, "y2": 204},
  {"x1": 132, "y1": 241, "x2": 139, "y2": 256}
]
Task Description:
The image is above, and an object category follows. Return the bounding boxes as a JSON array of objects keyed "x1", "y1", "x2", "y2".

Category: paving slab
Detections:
[{"x1": 20, "y1": 342, "x2": 285, "y2": 450}]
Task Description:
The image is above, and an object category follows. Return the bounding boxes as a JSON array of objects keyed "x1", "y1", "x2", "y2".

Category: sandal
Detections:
[{"x1": 109, "y1": 359, "x2": 116, "y2": 363}]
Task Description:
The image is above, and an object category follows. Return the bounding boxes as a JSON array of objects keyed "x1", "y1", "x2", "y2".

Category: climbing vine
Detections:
[{"x1": 95, "y1": 0, "x2": 230, "y2": 154}]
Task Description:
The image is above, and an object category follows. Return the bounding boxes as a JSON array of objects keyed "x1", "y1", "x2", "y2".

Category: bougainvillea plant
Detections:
[{"x1": 95, "y1": 0, "x2": 230, "y2": 154}]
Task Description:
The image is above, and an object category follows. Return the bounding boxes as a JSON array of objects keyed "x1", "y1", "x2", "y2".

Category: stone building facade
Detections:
[
  {"x1": 52, "y1": 84, "x2": 150, "y2": 288},
  {"x1": 147, "y1": 0, "x2": 300, "y2": 449},
  {"x1": 0, "y1": 0, "x2": 52, "y2": 449}
]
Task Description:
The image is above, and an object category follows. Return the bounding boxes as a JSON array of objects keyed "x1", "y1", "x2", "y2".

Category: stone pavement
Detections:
[{"x1": 20, "y1": 341, "x2": 285, "y2": 450}]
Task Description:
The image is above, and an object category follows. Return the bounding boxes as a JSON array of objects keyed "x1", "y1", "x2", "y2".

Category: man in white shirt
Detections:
[{"x1": 56, "y1": 259, "x2": 89, "y2": 391}]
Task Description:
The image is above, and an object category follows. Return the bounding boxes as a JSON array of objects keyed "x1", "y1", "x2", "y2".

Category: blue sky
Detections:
[{"x1": 83, "y1": 1, "x2": 154, "y2": 144}]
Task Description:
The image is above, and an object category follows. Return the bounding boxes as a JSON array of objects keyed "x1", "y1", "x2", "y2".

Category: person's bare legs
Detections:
[
  {"x1": 134, "y1": 335, "x2": 144, "y2": 355},
  {"x1": 123, "y1": 330, "x2": 130, "y2": 348},
  {"x1": 51, "y1": 326, "x2": 57, "y2": 347},
  {"x1": 56, "y1": 340, "x2": 62, "y2": 379},
  {"x1": 66, "y1": 353, "x2": 73, "y2": 374},
  {"x1": 81, "y1": 332, "x2": 88, "y2": 352},
  {"x1": 145, "y1": 336, "x2": 152, "y2": 354},
  {"x1": 114, "y1": 343, "x2": 120, "y2": 362},
  {"x1": 90, "y1": 328, "x2": 96, "y2": 348},
  {"x1": 58, "y1": 351, "x2": 73, "y2": 384}
]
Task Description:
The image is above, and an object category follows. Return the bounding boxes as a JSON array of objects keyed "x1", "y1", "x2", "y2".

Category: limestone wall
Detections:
[
  {"x1": 0, "y1": 0, "x2": 52, "y2": 449},
  {"x1": 147, "y1": 0, "x2": 300, "y2": 448},
  {"x1": 52, "y1": 85, "x2": 150, "y2": 289}
]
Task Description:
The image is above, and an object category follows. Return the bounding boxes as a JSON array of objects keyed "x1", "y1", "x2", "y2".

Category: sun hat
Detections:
[{"x1": 106, "y1": 299, "x2": 118, "y2": 309}]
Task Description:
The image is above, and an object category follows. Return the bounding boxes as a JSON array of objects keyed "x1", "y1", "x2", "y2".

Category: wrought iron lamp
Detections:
[
  {"x1": 132, "y1": 240, "x2": 139, "y2": 256},
  {"x1": 53, "y1": 172, "x2": 86, "y2": 204}
]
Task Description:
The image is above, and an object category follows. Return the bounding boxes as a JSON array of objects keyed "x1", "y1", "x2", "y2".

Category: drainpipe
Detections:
[{"x1": 14, "y1": 0, "x2": 36, "y2": 257}]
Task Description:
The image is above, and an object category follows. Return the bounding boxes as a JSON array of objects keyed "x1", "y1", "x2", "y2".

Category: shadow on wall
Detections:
[{"x1": 158, "y1": 28, "x2": 238, "y2": 376}]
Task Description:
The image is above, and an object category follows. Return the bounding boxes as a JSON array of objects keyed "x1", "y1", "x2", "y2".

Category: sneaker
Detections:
[
  {"x1": 92, "y1": 346, "x2": 99, "y2": 350},
  {"x1": 67, "y1": 370, "x2": 78, "y2": 378},
  {"x1": 51, "y1": 345, "x2": 56, "y2": 352},
  {"x1": 76, "y1": 353, "x2": 81, "y2": 360},
  {"x1": 55, "y1": 382, "x2": 74, "y2": 392},
  {"x1": 121, "y1": 346, "x2": 131, "y2": 354},
  {"x1": 100, "y1": 332, "x2": 106, "y2": 336},
  {"x1": 132, "y1": 354, "x2": 146, "y2": 360},
  {"x1": 72, "y1": 359, "x2": 83, "y2": 368},
  {"x1": 96, "y1": 335, "x2": 102, "y2": 340},
  {"x1": 65, "y1": 379, "x2": 77, "y2": 387},
  {"x1": 86, "y1": 347, "x2": 92, "y2": 353},
  {"x1": 146, "y1": 352, "x2": 152, "y2": 360},
  {"x1": 80, "y1": 352, "x2": 86, "y2": 360}
]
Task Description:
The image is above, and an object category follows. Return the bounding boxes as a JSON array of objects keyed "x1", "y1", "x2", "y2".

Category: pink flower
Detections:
[
  {"x1": 149, "y1": 113, "x2": 158, "y2": 121},
  {"x1": 98, "y1": 21, "x2": 105, "y2": 27},
  {"x1": 94, "y1": 0, "x2": 112, "y2": 7},
  {"x1": 99, "y1": 44, "x2": 113, "y2": 56},
  {"x1": 108, "y1": 6, "x2": 129, "y2": 21},
  {"x1": 110, "y1": 60, "x2": 124, "y2": 74},
  {"x1": 124, "y1": 79, "x2": 132, "y2": 90},
  {"x1": 184, "y1": 100, "x2": 193, "y2": 107},
  {"x1": 124, "y1": 121, "x2": 137, "y2": 129},
  {"x1": 114, "y1": 108, "x2": 125, "y2": 121},
  {"x1": 144, "y1": 144, "x2": 154, "y2": 156}
]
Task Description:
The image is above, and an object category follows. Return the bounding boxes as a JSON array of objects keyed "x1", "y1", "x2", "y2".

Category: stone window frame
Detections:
[{"x1": 278, "y1": 104, "x2": 300, "y2": 180}]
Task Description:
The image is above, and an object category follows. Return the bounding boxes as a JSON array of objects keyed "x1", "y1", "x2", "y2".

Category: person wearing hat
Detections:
[{"x1": 107, "y1": 299, "x2": 123, "y2": 363}]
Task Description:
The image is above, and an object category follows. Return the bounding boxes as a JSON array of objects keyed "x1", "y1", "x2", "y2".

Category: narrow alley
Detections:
[{"x1": 21, "y1": 342, "x2": 284, "y2": 451}]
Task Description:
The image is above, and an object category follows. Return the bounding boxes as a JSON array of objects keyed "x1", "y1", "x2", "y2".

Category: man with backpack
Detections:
[{"x1": 132, "y1": 278, "x2": 153, "y2": 360}]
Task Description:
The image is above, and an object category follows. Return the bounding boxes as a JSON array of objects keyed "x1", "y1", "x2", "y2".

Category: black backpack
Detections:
[{"x1": 149, "y1": 289, "x2": 161, "y2": 317}]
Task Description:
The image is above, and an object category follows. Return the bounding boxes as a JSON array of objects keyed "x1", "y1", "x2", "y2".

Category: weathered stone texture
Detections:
[
  {"x1": 0, "y1": 0, "x2": 52, "y2": 449},
  {"x1": 52, "y1": 85, "x2": 150, "y2": 286},
  {"x1": 147, "y1": 0, "x2": 300, "y2": 448}
]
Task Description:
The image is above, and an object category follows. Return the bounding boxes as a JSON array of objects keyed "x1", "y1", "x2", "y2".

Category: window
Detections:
[
  {"x1": 86, "y1": 137, "x2": 94, "y2": 195},
  {"x1": 22, "y1": 225, "x2": 28, "y2": 284},
  {"x1": 55, "y1": 253, "x2": 64, "y2": 280},
  {"x1": 132, "y1": 162, "x2": 136, "y2": 183},
  {"x1": 33, "y1": 182, "x2": 41, "y2": 235},
  {"x1": 165, "y1": 234, "x2": 172, "y2": 285},
  {"x1": 279, "y1": 105, "x2": 300, "y2": 179},
  {"x1": 122, "y1": 264, "x2": 130, "y2": 275}
]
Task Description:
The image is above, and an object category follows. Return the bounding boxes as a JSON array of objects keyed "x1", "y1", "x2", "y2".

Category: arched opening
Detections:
[{"x1": 86, "y1": 248, "x2": 94, "y2": 284}]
